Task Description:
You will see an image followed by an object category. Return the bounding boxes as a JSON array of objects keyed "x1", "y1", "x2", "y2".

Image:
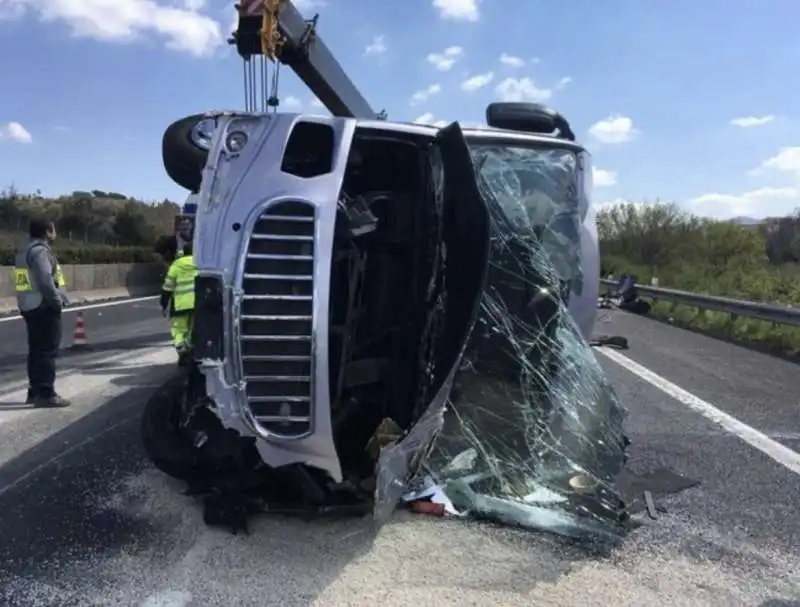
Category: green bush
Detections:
[
  {"x1": 0, "y1": 185, "x2": 180, "y2": 248},
  {"x1": 0, "y1": 246, "x2": 160, "y2": 265},
  {"x1": 599, "y1": 201, "x2": 800, "y2": 354}
]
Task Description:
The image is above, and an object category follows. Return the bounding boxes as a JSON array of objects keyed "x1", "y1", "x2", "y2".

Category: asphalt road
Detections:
[
  {"x1": 0, "y1": 297, "x2": 165, "y2": 387},
  {"x1": 0, "y1": 301, "x2": 798, "y2": 606}
]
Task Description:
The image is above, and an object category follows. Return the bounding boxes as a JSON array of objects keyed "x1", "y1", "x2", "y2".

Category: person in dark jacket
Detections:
[{"x1": 14, "y1": 218, "x2": 70, "y2": 407}]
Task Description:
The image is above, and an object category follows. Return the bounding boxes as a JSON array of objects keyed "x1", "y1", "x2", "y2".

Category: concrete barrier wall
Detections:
[{"x1": 0, "y1": 263, "x2": 165, "y2": 298}]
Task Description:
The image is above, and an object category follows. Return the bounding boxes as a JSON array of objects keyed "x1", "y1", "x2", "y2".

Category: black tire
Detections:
[
  {"x1": 141, "y1": 374, "x2": 200, "y2": 480},
  {"x1": 162, "y1": 114, "x2": 211, "y2": 193}
]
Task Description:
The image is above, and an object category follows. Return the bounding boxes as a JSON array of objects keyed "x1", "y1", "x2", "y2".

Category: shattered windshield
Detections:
[
  {"x1": 403, "y1": 141, "x2": 628, "y2": 539},
  {"x1": 472, "y1": 143, "x2": 584, "y2": 295}
]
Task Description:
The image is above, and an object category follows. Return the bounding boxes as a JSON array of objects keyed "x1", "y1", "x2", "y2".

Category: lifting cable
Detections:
[
  {"x1": 261, "y1": 0, "x2": 284, "y2": 112},
  {"x1": 237, "y1": 0, "x2": 285, "y2": 112}
]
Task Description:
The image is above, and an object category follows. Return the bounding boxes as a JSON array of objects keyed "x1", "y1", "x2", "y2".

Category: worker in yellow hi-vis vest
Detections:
[
  {"x1": 160, "y1": 240, "x2": 197, "y2": 363},
  {"x1": 14, "y1": 218, "x2": 70, "y2": 407}
]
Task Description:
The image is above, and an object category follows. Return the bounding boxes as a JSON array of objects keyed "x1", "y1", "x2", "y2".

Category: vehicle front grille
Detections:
[{"x1": 239, "y1": 200, "x2": 315, "y2": 438}]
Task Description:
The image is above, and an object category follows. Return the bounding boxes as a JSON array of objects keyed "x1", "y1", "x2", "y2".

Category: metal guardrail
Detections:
[{"x1": 599, "y1": 279, "x2": 800, "y2": 327}]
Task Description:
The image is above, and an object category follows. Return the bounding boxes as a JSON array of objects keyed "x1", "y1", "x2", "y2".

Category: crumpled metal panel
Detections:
[
  {"x1": 381, "y1": 142, "x2": 629, "y2": 538},
  {"x1": 373, "y1": 144, "x2": 455, "y2": 522}
]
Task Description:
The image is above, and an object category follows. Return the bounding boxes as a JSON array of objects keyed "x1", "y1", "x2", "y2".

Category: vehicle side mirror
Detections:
[{"x1": 485, "y1": 102, "x2": 575, "y2": 141}]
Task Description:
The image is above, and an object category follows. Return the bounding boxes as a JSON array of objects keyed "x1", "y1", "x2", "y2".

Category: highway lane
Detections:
[
  {"x1": 0, "y1": 297, "x2": 167, "y2": 387},
  {"x1": 0, "y1": 308, "x2": 798, "y2": 605},
  {"x1": 594, "y1": 308, "x2": 800, "y2": 451}
]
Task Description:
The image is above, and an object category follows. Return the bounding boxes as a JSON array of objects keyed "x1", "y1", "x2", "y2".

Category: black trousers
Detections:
[{"x1": 22, "y1": 305, "x2": 62, "y2": 397}]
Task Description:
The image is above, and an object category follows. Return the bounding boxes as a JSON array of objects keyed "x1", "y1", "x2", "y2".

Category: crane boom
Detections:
[{"x1": 231, "y1": 0, "x2": 378, "y2": 119}]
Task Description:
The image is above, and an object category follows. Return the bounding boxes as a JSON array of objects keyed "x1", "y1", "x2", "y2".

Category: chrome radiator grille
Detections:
[{"x1": 239, "y1": 201, "x2": 315, "y2": 438}]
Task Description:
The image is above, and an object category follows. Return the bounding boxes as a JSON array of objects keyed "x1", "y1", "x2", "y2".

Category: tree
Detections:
[
  {"x1": 0, "y1": 184, "x2": 180, "y2": 247},
  {"x1": 113, "y1": 202, "x2": 158, "y2": 246},
  {"x1": 597, "y1": 200, "x2": 772, "y2": 291}
]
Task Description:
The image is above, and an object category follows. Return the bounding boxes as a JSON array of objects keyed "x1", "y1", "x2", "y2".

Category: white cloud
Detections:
[
  {"x1": 433, "y1": 0, "x2": 479, "y2": 21},
  {"x1": 461, "y1": 72, "x2": 493, "y2": 92},
  {"x1": 499, "y1": 53, "x2": 524, "y2": 67},
  {"x1": 730, "y1": 115, "x2": 775, "y2": 128},
  {"x1": 293, "y1": 0, "x2": 328, "y2": 10},
  {"x1": 224, "y1": 7, "x2": 238, "y2": 38},
  {"x1": 364, "y1": 35, "x2": 387, "y2": 56},
  {"x1": 588, "y1": 115, "x2": 638, "y2": 144},
  {"x1": 593, "y1": 168, "x2": 617, "y2": 187},
  {"x1": 596, "y1": 198, "x2": 630, "y2": 212},
  {"x1": 414, "y1": 113, "x2": 448, "y2": 127},
  {"x1": 426, "y1": 46, "x2": 463, "y2": 71},
  {"x1": 283, "y1": 96, "x2": 302, "y2": 109},
  {"x1": 687, "y1": 187, "x2": 799, "y2": 219},
  {"x1": 410, "y1": 83, "x2": 442, "y2": 105},
  {"x1": 0, "y1": 0, "x2": 25, "y2": 19},
  {"x1": 749, "y1": 147, "x2": 800, "y2": 177},
  {"x1": 495, "y1": 77, "x2": 551, "y2": 102},
  {"x1": 7, "y1": 0, "x2": 223, "y2": 56},
  {"x1": 1, "y1": 122, "x2": 33, "y2": 143},
  {"x1": 555, "y1": 76, "x2": 572, "y2": 90}
]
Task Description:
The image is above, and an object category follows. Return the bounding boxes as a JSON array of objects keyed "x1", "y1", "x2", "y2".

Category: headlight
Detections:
[
  {"x1": 225, "y1": 130, "x2": 249, "y2": 153},
  {"x1": 200, "y1": 115, "x2": 269, "y2": 212},
  {"x1": 190, "y1": 118, "x2": 217, "y2": 151}
]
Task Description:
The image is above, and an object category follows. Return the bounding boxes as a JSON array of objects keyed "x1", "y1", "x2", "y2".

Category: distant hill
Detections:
[{"x1": 731, "y1": 216, "x2": 763, "y2": 225}]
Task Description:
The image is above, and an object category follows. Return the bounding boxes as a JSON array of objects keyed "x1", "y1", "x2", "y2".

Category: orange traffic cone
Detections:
[{"x1": 72, "y1": 311, "x2": 88, "y2": 349}]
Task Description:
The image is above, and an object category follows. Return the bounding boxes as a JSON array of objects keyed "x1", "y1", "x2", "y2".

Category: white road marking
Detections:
[
  {"x1": 597, "y1": 346, "x2": 800, "y2": 476},
  {"x1": 770, "y1": 432, "x2": 800, "y2": 440},
  {"x1": 0, "y1": 295, "x2": 158, "y2": 323}
]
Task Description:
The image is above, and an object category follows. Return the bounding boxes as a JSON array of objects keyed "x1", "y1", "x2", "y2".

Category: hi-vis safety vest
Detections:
[
  {"x1": 14, "y1": 244, "x2": 66, "y2": 293},
  {"x1": 163, "y1": 254, "x2": 197, "y2": 313}
]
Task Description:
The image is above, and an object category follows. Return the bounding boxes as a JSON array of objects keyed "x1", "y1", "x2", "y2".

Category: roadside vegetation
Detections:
[
  {"x1": 598, "y1": 201, "x2": 800, "y2": 354},
  {"x1": 0, "y1": 186, "x2": 178, "y2": 263}
]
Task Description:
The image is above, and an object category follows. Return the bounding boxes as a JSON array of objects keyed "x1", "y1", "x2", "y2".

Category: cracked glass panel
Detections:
[{"x1": 412, "y1": 143, "x2": 629, "y2": 538}]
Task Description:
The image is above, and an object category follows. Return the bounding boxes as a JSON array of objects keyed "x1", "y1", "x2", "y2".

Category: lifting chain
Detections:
[{"x1": 260, "y1": 0, "x2": 285, "y2": 61}]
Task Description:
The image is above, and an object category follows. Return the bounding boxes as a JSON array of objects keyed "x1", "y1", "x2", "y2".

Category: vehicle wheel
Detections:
[
  {"x1": 141, "y1": 375, "x2": 200, "y2": 480},
  {"x1": 162, "y1": 114, "x2": 212, "y2": 193}
]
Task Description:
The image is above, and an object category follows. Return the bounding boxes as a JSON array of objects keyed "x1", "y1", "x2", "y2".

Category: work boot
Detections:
[
  {"x1": 177, "y1": 344, "x2": 193, "y2": 367},
  {"x1": 33, "y1": 394, "x2": 71, "y2": 408}
]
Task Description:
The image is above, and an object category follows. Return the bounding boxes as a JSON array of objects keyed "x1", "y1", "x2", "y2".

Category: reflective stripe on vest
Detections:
[{"x1": 14, "y1": 263, "x2": 66, "y2": 292}]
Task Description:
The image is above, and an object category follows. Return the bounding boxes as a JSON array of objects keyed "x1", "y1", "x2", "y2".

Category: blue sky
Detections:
[{"x1": 1, "y1": 0, "x2": 800, "y2": 219}]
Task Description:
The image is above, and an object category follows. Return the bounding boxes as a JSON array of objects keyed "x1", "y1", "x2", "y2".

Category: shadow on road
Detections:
[
  {"x1": 0, "y1": 377, "x2": 167, "y2": 569},
  {"x1": 0, "y1": 370, "x2": 384, "y2": 606},
  {"x1": 0, "y1": 359, "x2": 636, "y2": 605},
  {"x1": 0, "y1": 333, "x2": 167, "y2": 375}
]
